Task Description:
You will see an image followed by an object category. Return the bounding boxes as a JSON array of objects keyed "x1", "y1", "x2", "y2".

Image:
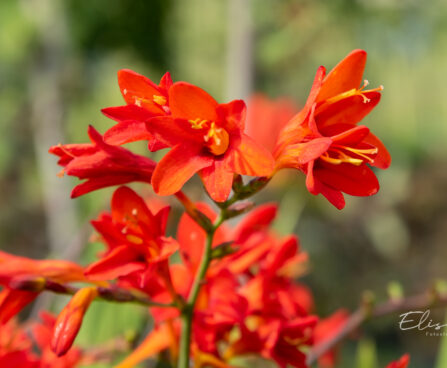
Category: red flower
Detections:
[
  {"x1": 146, "y1": 82, "x2": 275, "y2": 202},
  {"x1": 274, "y1": 49, "x2": 390, "y2": 209},
  {"x1": 85, "y1": 186, "x2": 178, "y2": 281},
  {"x1": 49, "y1": 126, "x2": 156, "y2": 198},
  {"x1": 245, "y1": 94, "x2": 298, "y2": 153},
  {"x1": 313, "y1": 310, "x2": 349, "y2": 368},
  {"x1": 102, "y1": 69, "x2": 172, "y2": 149},
  {"x1": 386, "y1": 354, "x2": 410, "y2": 368}
]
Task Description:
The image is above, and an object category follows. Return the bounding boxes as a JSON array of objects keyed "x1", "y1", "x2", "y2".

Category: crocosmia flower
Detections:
[
  {"x1": 147, "y1": 82, "x2": 275, "y2": 202},
  {"x1": 102, "y1": 70, "x2": 173, "y2": 149},
  {"x1": 49, "y1": 126, "x2": 156, "y2": 198},
  {"x1": 85, "y1": 186, "x2": 178, "y2": 281},
  {"x1": 274, "y1": 49, "x2": 390, "y2": 209}
]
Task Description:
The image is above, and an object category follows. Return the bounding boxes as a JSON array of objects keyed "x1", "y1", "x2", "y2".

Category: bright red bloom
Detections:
[
  {"x1": 386, "y1": 354, "x2": 410, "y2": 368},
  {"x1": 33, "y1": 311, "x2": 84, "y2": 367},
  {"x1": 245, "y1": 94, "x2": 298, "y2": 153},
  {"x1": 274, "y1": 50, "x2": 390, "y2": 209},
  {"x1": 147, "y1": 82, "x2": 275, "y2": 202},
  {"x1": 102, "y1": 70, "x2": 172, "y2": 149},
  {"x1": 0, "y1": 313, "x2": 85, "y2": 368},
  {"x1": 49, "y1": 126, "x2": 156, "y2": 198},
  {"x1": 85, "y1": 186, "x2": 178, "y2": 281},
  {"x1": 51, "y1": 287, "x2": 97, "y2": 357},
  {"x1": 313, "y1": 310, "x2": 349, "y2": 368}
]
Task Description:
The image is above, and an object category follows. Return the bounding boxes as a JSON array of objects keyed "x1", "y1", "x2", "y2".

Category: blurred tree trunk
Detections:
[
  {"x1": 25, "y1": 0, "x2": 79, "y2": 259},
  {"x1": 226, "y1": 0, "x2": 253, "y2": 101}
]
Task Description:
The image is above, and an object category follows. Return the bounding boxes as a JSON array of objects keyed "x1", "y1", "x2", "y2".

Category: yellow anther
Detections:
[
  {"x1": 126, "y1": 234, "x2": 143, "y2": 245},
  {"x1": 188, "y1": 118, "x2": 208, "y2": 129},
  {"x1": 153, "y1": 95, "x2": 167, "y2": 106}
]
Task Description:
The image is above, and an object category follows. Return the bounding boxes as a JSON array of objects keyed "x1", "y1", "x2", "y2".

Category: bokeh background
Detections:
[{"x1": 1, "y1": 0, "x2": 447, "y2": 367}]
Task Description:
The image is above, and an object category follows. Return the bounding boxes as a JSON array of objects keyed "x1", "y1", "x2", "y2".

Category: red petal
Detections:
[
  {"x1": 278, "y1": 137, "x2": 332, "y2": 168},
  {"x1": 330, "y1": 125, "x2": 370, "y2": 145},
  {"x1": 159, "y1": 72, "x2": 173, "y2": 93},
  {"x1": 364, "y1": 132, "x2": 391, "y2": 169},
  {"x1": 85, "y1": 245, "x2": 144, "y2": 280},
  {"x1": 227, "y1": 134, "x2": 275, "y2": 177},
  {"x1": 118, "y1": 69, "x2": 165, "y2": 114},
  {"x1": 71, "y1": 174, "x2": 152, "y2": 198},
  {"x1": 316, "y1": 91, "x2": 381, "y2": 128},
  {"x1": 169, "y1": 82, "x2": 218, "y2": 121},
  {"x1": 0, "y1": 289, "x2": 38, "y2": 325},
  {"x1": 317, "y1": 49, "x2": 367, "y2": 102},
  {"x1": 199, "y1": 159, "x2": 233, "y2": 202},
  {"x1": 233, "y1": 203, "x2": 278, "y2": 243},
  {"x1": 111, "y1": 186, "x2": 161, "y2": 236},
  {"x1": 101, "y1": 105, "x2": 154, "y2": 123},
  {"x1": 216, "y1": 100, "x2": 246, "y2": 132},
  {"x1": 285, "y1": 66, "x2": 326, "y2": 129},
  {"x1": 104, "y1": 121, "x2": 155, "y2": 146},
  {"x1": 152, "y1": 145, "x2": 213, "y2": 196},
  {"x1": 306, "y1": 161, "x2": 346, "y2": 209},
  {"x1": 315, "y1": 162, "x2": 379, "y2": 197},
  {"x1": 146, "y1": 116, "x2": 205, "y2": 147}
]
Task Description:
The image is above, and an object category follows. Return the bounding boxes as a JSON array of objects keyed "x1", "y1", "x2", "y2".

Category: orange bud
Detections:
[{"x1": 51, "y1": 287, "x2": 97, "y2": 356}]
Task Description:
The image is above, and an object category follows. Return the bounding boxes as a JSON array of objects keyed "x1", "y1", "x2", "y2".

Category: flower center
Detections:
[
  {"x1": 188, "y1": 119, "x2": 230, "y2": 156},
  {"x1": 320, "y1": 143, "x2": 378, "y2": 166}
]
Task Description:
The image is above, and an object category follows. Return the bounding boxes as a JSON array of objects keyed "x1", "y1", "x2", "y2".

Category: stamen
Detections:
[
  {"x1": 126, "y1": 235, "x2": 143, "y2": 245},
  {"x1": 152, "y1": 95, "x2": 167, "y2": 106},
  {"x1": 188, "y1": 118, "x2": 208, "y2": 129}
]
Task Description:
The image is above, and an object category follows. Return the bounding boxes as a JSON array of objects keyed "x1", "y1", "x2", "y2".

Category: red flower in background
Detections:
[
  {"x1": 49, "y1": 126, "x2": 156, "y2": 198},
  {"x1": 102, "y1": 70, "x2": 172, "y2": 149},
  {"x1": 85, "y1": 186, "x2": 178, "y2": 281},
  {"x1": 313, "y1": 310, "x2": 349, "y2": 368},
  {"x1": 274, "y1": 49, "x2": 390, "y2": 209},
  {"x1": 0, "y1": 313, "x2": 86, "y2": 368},
  {"x1": 245, "y1": 94, "x2": 298, "y2": 154},
  {"x1": 386, "y1": 354, "x2": 410, "y2": 368},
  {"x1": 147, "y1": 82, "x2": 275, "y2": 202}
]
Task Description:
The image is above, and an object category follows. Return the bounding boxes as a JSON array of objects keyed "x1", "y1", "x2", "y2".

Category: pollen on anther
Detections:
[
  {"x1": 123, "y1": 88, "x2": 128, "y2": 95},
  {"x1": 131, "y1": 208, "x2": 138, "y2": 216}
]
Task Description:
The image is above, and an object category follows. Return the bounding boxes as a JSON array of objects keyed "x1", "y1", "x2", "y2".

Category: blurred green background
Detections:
[{"x1": 1, "y1": 0, "x2": 447, "y2": 366}]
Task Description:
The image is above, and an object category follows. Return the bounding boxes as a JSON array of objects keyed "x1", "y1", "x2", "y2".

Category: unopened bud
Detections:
[{"x1": 51, "y1": 287, "x2": 98, "y2": 356}]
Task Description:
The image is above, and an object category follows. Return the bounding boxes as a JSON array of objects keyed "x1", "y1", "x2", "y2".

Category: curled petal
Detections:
[
  {"x1": 169, "y1": 82, "x2": 218, "y2": 121},
  {"x1": 152, "y1": 145, "x2": 213, "y2": 196},
  {"x1": 317, "y1": 49, "x2": 367, "y2": 102}
]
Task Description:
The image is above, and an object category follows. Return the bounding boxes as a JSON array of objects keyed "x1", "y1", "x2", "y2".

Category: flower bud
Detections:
[{"x1": 51, "y1": 287, "x2": 97, "y2": 356}]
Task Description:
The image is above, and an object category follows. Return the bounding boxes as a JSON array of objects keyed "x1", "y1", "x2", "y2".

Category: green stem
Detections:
[{"x1": 177, "y1": 212, "x2": 225, "y2": 368}]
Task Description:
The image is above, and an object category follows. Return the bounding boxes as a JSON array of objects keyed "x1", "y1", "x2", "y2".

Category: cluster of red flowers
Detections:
[{"x1": 0, "y1": 50, "x2": 409, "y2": 368}]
